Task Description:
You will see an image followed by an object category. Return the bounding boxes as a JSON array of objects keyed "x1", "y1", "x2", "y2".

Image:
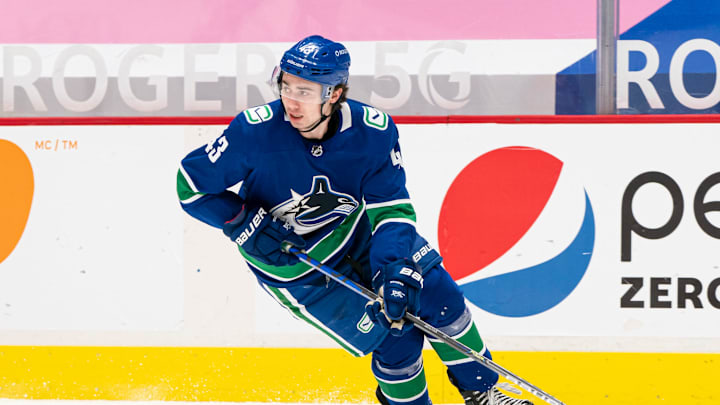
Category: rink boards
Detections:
[{"x1": 1, "y1": 116, "x2": 720, "y2": 404}]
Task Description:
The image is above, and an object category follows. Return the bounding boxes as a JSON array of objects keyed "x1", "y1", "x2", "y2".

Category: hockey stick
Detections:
[{"x1": 281, "y1": 244, "x2": 565, "y2": 405}]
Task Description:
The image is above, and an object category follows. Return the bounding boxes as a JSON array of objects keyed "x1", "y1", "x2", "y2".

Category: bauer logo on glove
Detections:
[
  {"x1": 234, "y1": 207, "x2": 267, "y2": 245},
  {"x1": 399, "y1": 267, "x2": 423, "y2": 287},
  {"x1": 223, "y1": 204, "x2": 305, "y2": 267}
]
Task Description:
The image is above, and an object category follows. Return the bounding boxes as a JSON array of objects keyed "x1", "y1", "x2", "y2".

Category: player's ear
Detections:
[{"x1": 329, "y1": 86, "x2": 343, "y2": 104}]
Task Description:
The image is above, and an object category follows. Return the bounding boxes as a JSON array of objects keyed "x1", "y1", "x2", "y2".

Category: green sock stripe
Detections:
[
  {"x1": 429, "y1": 322, "x2": 485, "y2": 363},
  {"x1": 376, "y1": 368, "x2": 427, "y2": 402}
]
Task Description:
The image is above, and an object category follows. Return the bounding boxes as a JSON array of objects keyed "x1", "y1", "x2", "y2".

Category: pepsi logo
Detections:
[{"x1": 438, "y1": 146, "x2": 595, "y2": 317}]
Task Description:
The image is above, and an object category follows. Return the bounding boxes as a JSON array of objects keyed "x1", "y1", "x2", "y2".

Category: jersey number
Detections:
[{"x1": 205, "y1": 135, "x2": 228, "y2": 163}]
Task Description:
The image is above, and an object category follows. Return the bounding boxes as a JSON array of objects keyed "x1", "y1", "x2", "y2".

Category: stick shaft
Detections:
[{"x1": 285, "y1": 246, "x2": 565, "y2": 405}]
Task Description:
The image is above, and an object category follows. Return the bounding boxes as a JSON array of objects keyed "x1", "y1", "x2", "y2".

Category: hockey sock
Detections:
[
  {"x1": 428, "y1": 320, "x2": 498, "y2": 392},
  {"x1": 372, "y1": 357, "x2": 430, "y2": 405}
]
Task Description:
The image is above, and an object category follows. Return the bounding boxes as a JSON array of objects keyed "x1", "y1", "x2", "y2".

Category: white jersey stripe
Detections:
[
  {"x1": 179, "y1": 164, "x2": 199, "y2": 193},
  {"x1": 259, "y1": 283, "x2": 301, "y2": 321},
  {"x1": 372, "y1": 218, "x2": 416, "y2": 234},
  {"x1": 340, "y1": 102, "x2": 352, "y2": 132},
  {"x1": 274, "y1": 287, "x2": 364, "y2": 357},
  {"x1": 180, "y1": 193, "x2": 205, "y2": 205},
  {"x1": 366, "y1": 199, "x2": 413, "y2": 210}
]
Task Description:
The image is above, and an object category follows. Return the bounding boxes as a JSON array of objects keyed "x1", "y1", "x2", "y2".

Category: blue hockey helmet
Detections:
[{"x1": 275, "y1": 35, "x2": 351, "y2": 102}]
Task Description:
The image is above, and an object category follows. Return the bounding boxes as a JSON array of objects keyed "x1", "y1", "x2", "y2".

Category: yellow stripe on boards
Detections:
[{"x1": 0, "y1": 347, "x2": 718, "y2": 404}]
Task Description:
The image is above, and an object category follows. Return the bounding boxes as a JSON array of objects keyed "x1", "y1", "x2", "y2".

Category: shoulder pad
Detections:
[
  {"x1": 243, "y1": 104, "x2": 274, "y2": 125},
  {"x1": 361, "y1": 106, "x2": 389, "y2": 131}
]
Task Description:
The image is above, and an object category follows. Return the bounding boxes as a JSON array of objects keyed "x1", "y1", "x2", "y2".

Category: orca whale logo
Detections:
[{"x1": 271, "y1": 176, "x2": 359, "y2": 235}]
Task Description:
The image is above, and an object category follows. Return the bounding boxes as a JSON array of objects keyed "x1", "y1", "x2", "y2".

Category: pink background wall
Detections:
[{"x1": 2, "y1": 0, "x2": 670, "y2": 43}]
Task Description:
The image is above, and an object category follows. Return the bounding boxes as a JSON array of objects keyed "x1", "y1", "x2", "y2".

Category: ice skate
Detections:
[
  {"x1": 458, "y1": 386, "x2": 534, "y2": 405},
  {"x1": 375, "y1": 385, "x2": 391, "y2": 405},
  {"x1": 448, "y1": 370, "x2": 533, "y2": 405}
]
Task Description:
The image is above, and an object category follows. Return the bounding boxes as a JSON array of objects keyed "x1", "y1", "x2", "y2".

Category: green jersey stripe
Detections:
[
  {"x1": 265, "y1": 285, "x2": 363, "y2": 357},
  {"x1": 366, "y1": 199, "x2": 412, "y2": 210},
  {"x1": 177, "y1": 169, "x2": 205, "y2": 204},
  {"x1": 178, "y1": 165, "x2": 199, "y2": 192},
  {"x1": 366, "y1": 203, "x2": 416, "y2": 233}
]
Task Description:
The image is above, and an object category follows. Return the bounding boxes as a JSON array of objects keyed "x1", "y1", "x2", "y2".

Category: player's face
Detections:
[{"x1": 281, "y1": 74, "x2": 327, "y2": 130}]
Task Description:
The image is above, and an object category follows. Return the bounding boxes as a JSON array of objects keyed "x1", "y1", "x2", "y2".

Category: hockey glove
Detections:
[
  {"x1": 365, "y1": 258, "x2": 423, "y2": 336},
  {"x1": 223, "y1": 204, "x2": 305, "y2": 267}
]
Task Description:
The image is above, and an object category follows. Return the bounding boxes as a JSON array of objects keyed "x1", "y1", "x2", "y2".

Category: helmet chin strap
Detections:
[{"x1": 298, "y1": 103, "x2": 330, "y2": 134}]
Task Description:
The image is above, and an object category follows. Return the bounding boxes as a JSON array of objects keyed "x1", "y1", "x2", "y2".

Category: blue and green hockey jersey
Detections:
[{"x1": 177, "y1": 99, "x2": 417, "y2": 286}]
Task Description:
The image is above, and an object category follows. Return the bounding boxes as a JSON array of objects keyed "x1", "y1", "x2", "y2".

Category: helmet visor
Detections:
[{"x1": 271, "y1": 66, "x2": 326, "y2": 104}]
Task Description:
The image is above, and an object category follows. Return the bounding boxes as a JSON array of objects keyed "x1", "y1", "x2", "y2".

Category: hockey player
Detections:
[{"x1": 177, "y1": 35, "x2": 532, "y2": 405}]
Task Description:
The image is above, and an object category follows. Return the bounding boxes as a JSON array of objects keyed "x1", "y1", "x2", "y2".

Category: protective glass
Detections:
[{"x1": 270, "y1": 66, "x2": 326, "y2": 104}]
